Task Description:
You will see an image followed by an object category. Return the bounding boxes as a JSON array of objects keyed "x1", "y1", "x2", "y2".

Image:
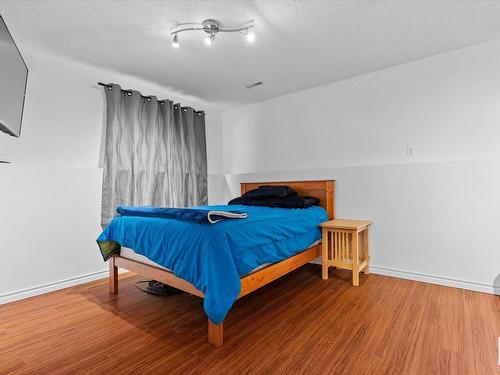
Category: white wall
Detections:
[
  {"x1": 0, "y1": 47, "x2": 223, "y2": 302},
  {"x1": 221, "y1": 41, "x2": 500, "y2": 294}
]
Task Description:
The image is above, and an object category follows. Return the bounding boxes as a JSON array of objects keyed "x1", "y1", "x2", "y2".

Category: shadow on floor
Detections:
[{"x1": 72, "y1": 264, "x2": 330, "y2": 351}]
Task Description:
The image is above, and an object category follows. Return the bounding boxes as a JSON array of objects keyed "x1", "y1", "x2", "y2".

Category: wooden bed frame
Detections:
[{"x1": 108, "y1": 180, "x2": 335, "y2": 346}]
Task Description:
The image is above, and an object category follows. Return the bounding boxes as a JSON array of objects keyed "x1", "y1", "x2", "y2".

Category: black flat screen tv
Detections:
[{"x1": 0, "y1": 15, "x2": 28, "y2": 137}]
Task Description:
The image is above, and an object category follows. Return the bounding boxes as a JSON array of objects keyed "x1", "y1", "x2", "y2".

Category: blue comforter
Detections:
[{"x1": 97, "y1": 205, "x2": 328, "y2": 324}]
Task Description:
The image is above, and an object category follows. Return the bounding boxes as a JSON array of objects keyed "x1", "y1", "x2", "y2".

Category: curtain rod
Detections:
[{"x1": 97, "y1": 82, "x2": 205, "y2": 115}]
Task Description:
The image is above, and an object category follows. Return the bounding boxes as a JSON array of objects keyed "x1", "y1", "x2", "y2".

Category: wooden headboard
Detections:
[{"x1": 240, "y1": 180, "x2": 335, "y2": 219}]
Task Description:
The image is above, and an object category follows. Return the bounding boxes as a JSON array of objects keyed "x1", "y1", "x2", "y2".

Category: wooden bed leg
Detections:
[
  {"x1": 208, "y1": 320, "x2": 223, "y2": 347},
  {"x1": 109, "y1": 255, "x2": 118, "y2": 294}
]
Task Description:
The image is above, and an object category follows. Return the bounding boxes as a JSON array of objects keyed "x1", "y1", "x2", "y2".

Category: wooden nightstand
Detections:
[{"x1": 319, "y1": 219, "x2": 372, "y2": 286}]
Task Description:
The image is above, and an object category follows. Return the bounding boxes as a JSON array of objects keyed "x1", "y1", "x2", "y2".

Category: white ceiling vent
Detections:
[{"x1": 245, "y1": 81, "x2": 263, "y2": 89}]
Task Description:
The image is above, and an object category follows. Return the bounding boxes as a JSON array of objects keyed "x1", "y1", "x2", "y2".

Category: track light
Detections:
[
  {"x1": 172, "y1": 33, "x2": 180, "y2": 48},
  {"x1": 170, "y1": 19, "x2": 255, "y2": 48},
  {"x1": 246, "y1": 32, "x2": 255, "y2": 43}
]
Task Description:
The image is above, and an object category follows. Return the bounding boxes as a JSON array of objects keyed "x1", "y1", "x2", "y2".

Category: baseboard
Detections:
[
  {"x1": 310, "y1": 258, "x2": 497, "y2": 295},
  {"x1": 0, "y1": 268, "x2": 127, "y2": 305},
  {"x1": 369, "y1": 266, "x2": 497, "y2": 295}
]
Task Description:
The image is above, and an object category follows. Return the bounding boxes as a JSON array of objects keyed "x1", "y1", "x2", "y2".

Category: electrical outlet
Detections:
[{"x1": 406, "y1": 146, "x2": 415, "y2": 157}]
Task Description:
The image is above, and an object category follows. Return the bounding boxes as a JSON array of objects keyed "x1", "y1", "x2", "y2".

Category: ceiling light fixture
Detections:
[
  {"x1": 172, "y1": 33, "x2": 180, "y2": 48},
  {"x1": 170, "y1": 19, "x2": 255, "y2": 48}
]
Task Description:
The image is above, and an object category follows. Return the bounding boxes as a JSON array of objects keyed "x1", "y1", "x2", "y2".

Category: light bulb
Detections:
[
  {"x1": 246, "y1": 32, "x2": 255, "y2": 43},
  {"x1": 172, "y1": 33, "x2": 180, "y2": 48},
  {"x1": 205, "y1": 35, "x2": 214, "y2": 46}
]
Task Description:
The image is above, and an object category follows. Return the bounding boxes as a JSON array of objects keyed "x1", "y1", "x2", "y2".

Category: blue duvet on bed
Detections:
[{"x1": 97, "y1": 205, "x2": 328, "y2": 324}]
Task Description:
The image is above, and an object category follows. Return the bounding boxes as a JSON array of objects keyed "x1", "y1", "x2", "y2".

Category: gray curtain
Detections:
[{"x1": 101, "y1": 84, "x2": 207, "y2": 224}]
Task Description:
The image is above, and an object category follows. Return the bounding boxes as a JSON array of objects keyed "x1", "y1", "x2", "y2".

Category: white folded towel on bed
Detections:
[{"x1": 207, "y1": 210, "x2": 248, "y2": 224}]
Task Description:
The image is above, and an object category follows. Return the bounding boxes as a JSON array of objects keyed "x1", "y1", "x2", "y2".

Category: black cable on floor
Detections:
[{"x1": 135, "y1": 280, "x2": 182, "y2": 296}]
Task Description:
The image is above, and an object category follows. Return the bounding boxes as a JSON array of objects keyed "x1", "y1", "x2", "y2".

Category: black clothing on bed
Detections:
[
  {"x1": 228, "y1": 195, "x2": 320, "y2": 209},
  {"x1": 241, "y1": 185, "x2": 297, "y2": 200}
]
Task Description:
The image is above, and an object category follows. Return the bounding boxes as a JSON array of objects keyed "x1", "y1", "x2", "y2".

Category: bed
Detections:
[{"x1": 102, "y1": 180, "x2": 335, "y2": 346}]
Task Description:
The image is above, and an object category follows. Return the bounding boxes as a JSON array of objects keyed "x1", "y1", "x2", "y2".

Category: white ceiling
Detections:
[{"x1": 1, "y1": 0, "x2": 500, "y2": 109}]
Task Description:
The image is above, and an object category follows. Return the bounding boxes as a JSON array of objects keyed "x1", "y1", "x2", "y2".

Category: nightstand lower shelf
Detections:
[{"x1": 327, "y1": 258, "x2": 369, "y2": 272}]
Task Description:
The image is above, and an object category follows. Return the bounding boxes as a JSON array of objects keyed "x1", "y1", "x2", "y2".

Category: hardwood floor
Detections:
[{"x1": 1, "y1": 265, "x2": 499, "y2": 374}]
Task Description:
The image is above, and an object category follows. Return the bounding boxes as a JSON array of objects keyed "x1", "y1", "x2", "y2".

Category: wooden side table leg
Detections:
[
  {"x1": 363, "y1": 228, "x2": 370, "y2": 275},
  {"x1": 352, "y1": 230, "x2": 359, "y2": 286},
  {"x1": 322, "y1": 229, "x2": 328, "y2": 280}
]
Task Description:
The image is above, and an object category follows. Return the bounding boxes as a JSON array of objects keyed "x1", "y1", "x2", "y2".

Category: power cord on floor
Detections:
[{"x1": 135, "y1": 280, "x2": 182, "y2": 296}]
